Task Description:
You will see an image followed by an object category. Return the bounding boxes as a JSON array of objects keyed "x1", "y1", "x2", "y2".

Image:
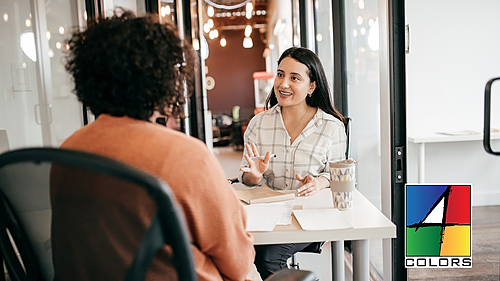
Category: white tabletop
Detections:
[
  {"x1": 250, "y1": 189, "x2": 396, "y2": 245},
  {"x1": 408, "y1": 131, "x2": 500, "y2": 143}
]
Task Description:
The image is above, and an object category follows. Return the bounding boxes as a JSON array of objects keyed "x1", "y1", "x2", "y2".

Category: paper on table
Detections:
[
  {"x1": 272, "y1": 200, "x2": 294, "y2": 225},
  {"x1": 436, "y1": 130, "x2": 480, "y2": 136},
  {"x1": 293, "y1": 209, "x2": 353, "y2": 230},
  {"x1": 244, "y1": 204, "x2": 289, "y2": 231}
]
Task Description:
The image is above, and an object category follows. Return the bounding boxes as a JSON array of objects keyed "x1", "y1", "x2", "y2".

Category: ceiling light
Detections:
[
  {"x1": 359, "y1": 0, "x2": 365, "y2": 9},
  {"x1": 246, "y1": 3, "x2": 253, "y2": 19},
  {"x1": 207, "y1": 19, "x2": 214, "y2": 29},
  {"x1": 193, "y1": 38, "x2": 200, "y2": 50},
  {"x1": 204, "y1": 23, "x2": 210, "y2": 33},
  {"x1": 243, "y1": 36, "x2": 253, "y2": 49},
  {"x1": 220, "y1": 37, "x2": 226, "y2": 47},
  {"x1": 368, "y1": 18, "x2": 379, "y2": 51},
  {"x1": 357, "y1": 16, "x2": 363, "y2": 25},
  {"x1": 209, "y1": 29, "x2": 219, "y2": 39},
  {"x1": 245, "y1": 25, "x2": 252, "y2": 37},
  {"x1": 20, "y1": 31, "x2": 36, "y2": 62},
  {"x1": 207, "y1": 6, "x2": 214, "y2": 17}
]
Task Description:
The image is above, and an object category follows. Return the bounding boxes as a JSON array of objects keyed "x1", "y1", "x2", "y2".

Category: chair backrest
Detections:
[
  {"x1": 0, "y1": 147, "x2": 197, "y2": 281},
  {"x1": 0, "y1": 129, "x2": 9, "y2": 154},
  {"x1": 344, "y1": 117, "x2": 352, "y2": 159}
]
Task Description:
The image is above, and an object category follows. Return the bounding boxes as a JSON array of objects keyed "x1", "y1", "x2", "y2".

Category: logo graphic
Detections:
[{"x1": 405, "y1": 184, "x2": 472, "y2": 268}]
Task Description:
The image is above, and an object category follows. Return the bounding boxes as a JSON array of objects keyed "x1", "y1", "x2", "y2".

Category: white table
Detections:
[
  {"x1": 408, "y1": 132, "x2": 500, "y2": 182},
  {"x1": 250, "y1": 189, "x2": 396, "y2": 281}
]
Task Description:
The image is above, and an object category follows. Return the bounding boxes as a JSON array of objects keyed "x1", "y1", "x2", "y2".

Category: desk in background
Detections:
[
  {"x1": 249, "y1": 189, "x2": 396, "y2": 281},
  {"x1": 408, "y1": 132, "x2": 500, "y2": 183}
]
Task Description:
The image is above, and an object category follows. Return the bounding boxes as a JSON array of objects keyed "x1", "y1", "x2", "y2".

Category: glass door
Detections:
[
  {"x1": 343, "y1": 0, "x2": 388, "y2": 278},
  {"x1": 405, "y1": 0, "x2": 500, "y2": 279},
  {"x1": 0, "y1": 0, "x2": 85, "y2": 150}
]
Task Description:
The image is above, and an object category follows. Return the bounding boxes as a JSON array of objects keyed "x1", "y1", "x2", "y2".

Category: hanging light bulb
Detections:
[
  {"x1": 207, "y1": 6, "x2": 214, "y2": 17},
  {"x1": 209, "y1": 29, "x2": 219, "y2": 40},
  {"x1": 244, "y1": 25, "x2": 252, "y2": 37},
  {"x1": 207, "y1": 19, "x2": 214, "y2": 29},
  {"x1": 220, "y1": 37, "x2": 226, "y2": 47},
  {"x1": 204, "y1": 23, "x2": 210, "y2": 33},
  {"x1": 243, "y1": 36, "x2": 253, "y2": 49},
  {"x1": 245, "y1": 3, "x2": 253, "y2": 19}
]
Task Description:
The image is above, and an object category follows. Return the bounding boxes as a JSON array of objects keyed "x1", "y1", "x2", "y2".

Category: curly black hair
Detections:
[{"x1": 64, "y1": 9, "x2": 195, "y2": 121}]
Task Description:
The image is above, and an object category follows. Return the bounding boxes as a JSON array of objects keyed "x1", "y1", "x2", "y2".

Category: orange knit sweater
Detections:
[{"x1": 51, "y1": 114, "x2": 254, "y2": 281}]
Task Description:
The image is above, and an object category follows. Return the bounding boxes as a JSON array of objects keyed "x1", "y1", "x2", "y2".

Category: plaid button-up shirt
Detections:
[{"x1": 239, "y1": 105, "x2": 347, "y2": 191}]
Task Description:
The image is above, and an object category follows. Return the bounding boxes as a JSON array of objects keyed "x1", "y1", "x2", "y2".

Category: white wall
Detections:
[{"x1": 406, "y1": 0, "x2": 500, "y2": 206}]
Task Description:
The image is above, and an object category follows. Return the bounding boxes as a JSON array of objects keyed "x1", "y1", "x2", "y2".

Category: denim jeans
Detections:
[{"x1": 254, "y1": 242, "x2": 312, "y2": 280}]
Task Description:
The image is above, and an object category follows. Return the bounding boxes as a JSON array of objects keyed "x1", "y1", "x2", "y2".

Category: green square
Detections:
[{"x1": 406, "y1": 226, "x2": 443, "y2": 256}]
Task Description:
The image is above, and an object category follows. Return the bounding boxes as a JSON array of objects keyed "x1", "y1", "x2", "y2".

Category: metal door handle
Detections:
[{"x1": 483, "y1": 78, "x2": 500, "y2": 155}]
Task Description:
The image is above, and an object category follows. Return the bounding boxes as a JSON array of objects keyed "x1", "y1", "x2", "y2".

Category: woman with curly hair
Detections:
[{"x1": 51, "y1": 9, "x2": 255, "y2": 281}]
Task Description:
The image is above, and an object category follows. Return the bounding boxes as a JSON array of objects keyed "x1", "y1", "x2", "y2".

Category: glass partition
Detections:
[{"x1": 0, "y1": 0, "x2": 84, "y2": 149}]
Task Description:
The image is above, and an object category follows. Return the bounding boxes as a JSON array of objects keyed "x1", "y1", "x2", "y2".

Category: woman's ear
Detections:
[{"x1": 310, "y1": 81, "x2": 317, "y2": 93}]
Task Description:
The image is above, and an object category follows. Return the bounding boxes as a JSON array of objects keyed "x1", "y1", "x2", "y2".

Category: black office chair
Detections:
[
  {"x1": 0, "y1": 148, "x2": 316, "y2": 281},
  {"x1": 0, "y1": 147, "x2": 196, "y2": 281}
]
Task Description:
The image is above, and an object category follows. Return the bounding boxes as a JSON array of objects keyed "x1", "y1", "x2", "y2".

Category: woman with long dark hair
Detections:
[{"x1": 238, "y1": 46, "x2": 347, "y2": 279}]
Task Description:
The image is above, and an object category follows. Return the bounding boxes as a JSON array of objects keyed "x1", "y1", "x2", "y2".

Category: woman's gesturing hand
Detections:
[
  {"x1": 295, "y1": 174, "x2": 329, "y2": 197},
  {"x1": 240, "y1": 143, "x2": 272, "y2": 185}
]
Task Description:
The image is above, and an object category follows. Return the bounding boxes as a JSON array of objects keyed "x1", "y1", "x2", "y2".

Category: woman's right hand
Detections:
[{"x1": 240, "y1": 143, "x2": 272, "y2": 185}]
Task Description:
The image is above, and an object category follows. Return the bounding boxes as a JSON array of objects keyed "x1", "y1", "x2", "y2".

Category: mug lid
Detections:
[{"x1": 329, "y1": 158, "x2": 358, "y2": 168}]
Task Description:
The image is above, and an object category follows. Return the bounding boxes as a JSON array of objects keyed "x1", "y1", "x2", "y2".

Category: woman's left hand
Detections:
[{"x1": 295, "y1": 174, "x2": 324, "y2": 197}]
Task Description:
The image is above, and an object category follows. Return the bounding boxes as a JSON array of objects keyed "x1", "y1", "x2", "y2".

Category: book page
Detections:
[{"x1": 235, "y1": 185, "x2": 295, "y2": 204}]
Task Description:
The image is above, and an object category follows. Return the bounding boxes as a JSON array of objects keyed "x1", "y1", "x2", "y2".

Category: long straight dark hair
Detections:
[{"x1": 265, "y1": 47, "x2": 345, "y2": 124}]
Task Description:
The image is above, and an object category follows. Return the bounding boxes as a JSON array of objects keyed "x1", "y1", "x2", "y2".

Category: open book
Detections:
[{"x1": 235, "y1": 185, "x2": 295, "y2": 204}]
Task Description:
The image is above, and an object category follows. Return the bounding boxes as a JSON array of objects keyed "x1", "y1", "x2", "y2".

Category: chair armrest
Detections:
[{"x1": 264, "y1": 269, "x2": 316, "y2": 281}]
